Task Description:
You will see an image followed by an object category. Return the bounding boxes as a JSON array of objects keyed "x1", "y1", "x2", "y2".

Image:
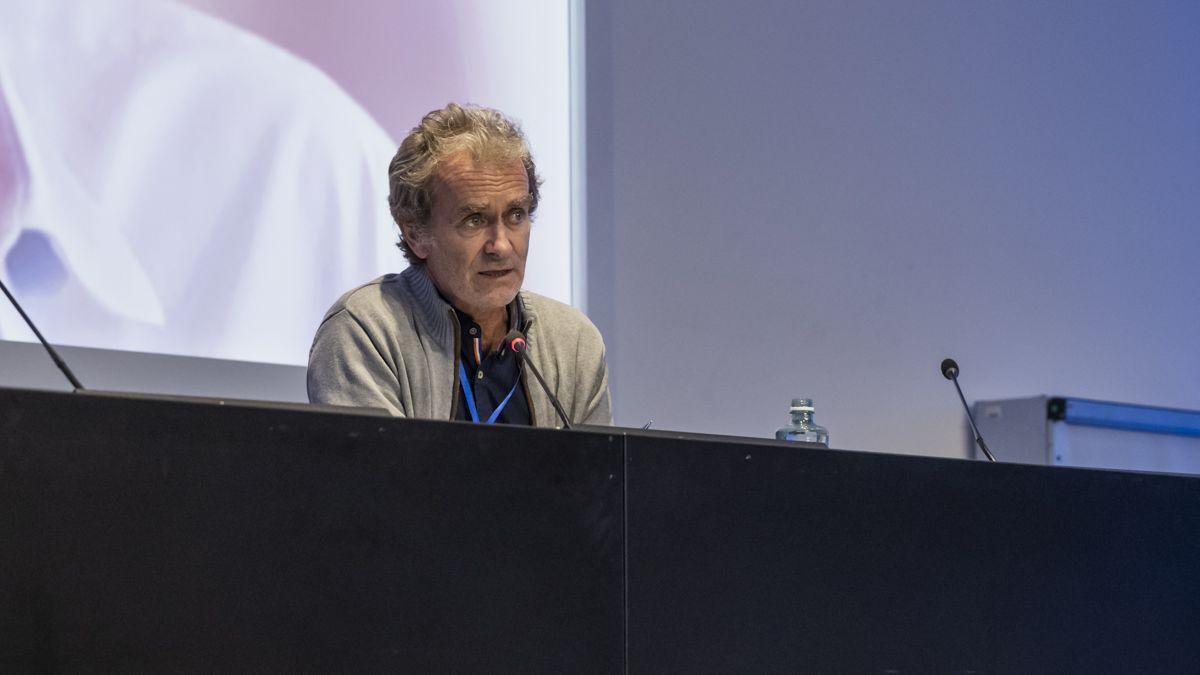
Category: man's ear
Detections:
[{"x1": 401, "y1": 222, "x2": 429, "y2": 260}]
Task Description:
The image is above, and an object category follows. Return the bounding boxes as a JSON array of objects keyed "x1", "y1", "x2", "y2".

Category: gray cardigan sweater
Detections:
[{"x1": 307, "y1": 266, "x2": 612, "y2": 427}]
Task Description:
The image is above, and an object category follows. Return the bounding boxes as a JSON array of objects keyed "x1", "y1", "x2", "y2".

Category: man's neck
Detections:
[
  {"x1": 476, "y1": 308, "x2": 508, "y2": 354},
  {"x1": 426, "y1": 275, "x2": 514, "y2": 354}
]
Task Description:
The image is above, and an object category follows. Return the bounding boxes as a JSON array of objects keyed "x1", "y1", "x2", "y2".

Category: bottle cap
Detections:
[{"x1": 789, "y1": 398, "x2": 815, "y2": 412}]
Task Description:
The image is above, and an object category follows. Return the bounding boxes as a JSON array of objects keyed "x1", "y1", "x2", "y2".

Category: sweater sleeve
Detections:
[
  {"x1": 307, "y1": 308, "x2": 406, "y2": 416},
  {"x1": 574, "y1": 322, "x2": 613, "y2": 426}
]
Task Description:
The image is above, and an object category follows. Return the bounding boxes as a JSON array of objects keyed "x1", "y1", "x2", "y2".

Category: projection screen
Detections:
[{"x1": 0, "y1": 0, "x2": 578, "y2": 370}]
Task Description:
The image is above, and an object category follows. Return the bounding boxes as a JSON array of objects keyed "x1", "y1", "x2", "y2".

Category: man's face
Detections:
[{"x1": 405, "y1": 152, "x2": 532, "y2": 321}]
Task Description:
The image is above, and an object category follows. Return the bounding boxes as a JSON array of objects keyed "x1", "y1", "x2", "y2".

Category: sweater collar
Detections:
[{"x1": 399, "y1": 265, "x2": 536, "y2": 342}]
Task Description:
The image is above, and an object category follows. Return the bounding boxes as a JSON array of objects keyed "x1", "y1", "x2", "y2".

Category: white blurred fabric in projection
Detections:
[{"x1": 0, "y1": 0, "x2": 573, "y2": 366}]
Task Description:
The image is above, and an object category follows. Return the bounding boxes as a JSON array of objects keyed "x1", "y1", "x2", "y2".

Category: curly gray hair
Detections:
[{"x1": 387, "y1": 103, "x2": 542, "y2": 265}]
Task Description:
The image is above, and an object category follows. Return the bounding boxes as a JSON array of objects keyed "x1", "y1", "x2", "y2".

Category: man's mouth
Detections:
[{"x1": 479, "y1": 269, "x2": 512, "y2": 278}]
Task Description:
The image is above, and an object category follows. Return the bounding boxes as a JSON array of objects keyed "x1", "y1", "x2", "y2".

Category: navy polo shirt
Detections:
[{"x1": 452, "y1": 306, "x2": 532, "y2": 426}]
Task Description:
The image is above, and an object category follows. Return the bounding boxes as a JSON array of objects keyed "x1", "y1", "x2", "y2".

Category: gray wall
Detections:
[{"x1": 585, "y1": 0, "x2": 1200, "y2": 456}]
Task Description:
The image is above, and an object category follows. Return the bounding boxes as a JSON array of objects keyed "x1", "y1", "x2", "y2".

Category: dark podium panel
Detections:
[
  {"x1": 4, "y1": 388, "x2": 1200, "y2": 672},
  {"x1": 0, "y1": 389, "x2": 623, "y2": 672},
  {"x1": 625, "y1": 433, "x2": 1200, "y2": 673}
]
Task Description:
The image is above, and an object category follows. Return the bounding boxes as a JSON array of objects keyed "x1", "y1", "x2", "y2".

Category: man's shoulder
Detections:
[
  {"x1": 519, "y1": 290, "x2": 603, "y2": 342},
  {"x1": 320, "y1": 274, "x2": 410, "y2": 324}
]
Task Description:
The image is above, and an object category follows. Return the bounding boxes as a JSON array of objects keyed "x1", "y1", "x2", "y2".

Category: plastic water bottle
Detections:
[{"x1": 775, "y1": 398, "x2": 829, "y2": 446}]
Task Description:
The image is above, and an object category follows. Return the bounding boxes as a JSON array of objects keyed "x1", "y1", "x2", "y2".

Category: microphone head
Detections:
[
  {"x1": 504, "y1": 329, "x2": 528, "y2": 354},
  {"x1": 940, "y1": 358, "x2": 959, "y2": 380}
]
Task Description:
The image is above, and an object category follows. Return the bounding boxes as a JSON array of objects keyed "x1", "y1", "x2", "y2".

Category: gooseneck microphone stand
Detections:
[{"x1": 0, "y1": 277, "x2": 85, "y2": 390}]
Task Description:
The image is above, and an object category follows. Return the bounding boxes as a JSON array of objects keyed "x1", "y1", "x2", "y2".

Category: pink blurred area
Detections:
[{"x1": 179, "y1": 0, "x2": 470, "y2": 142}]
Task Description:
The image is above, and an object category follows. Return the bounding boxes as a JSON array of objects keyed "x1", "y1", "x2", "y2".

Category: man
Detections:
[{"x1": 307, "y1": 104, "x2": 611, "y2": 427}]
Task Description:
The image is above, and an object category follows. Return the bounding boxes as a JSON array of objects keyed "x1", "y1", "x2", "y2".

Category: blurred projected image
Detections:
[{"x1": 0, "y1": 0, "x2": 572, "y2": 366}]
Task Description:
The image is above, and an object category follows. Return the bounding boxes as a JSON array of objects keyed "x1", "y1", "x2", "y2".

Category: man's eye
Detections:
[
  {"x1": 463, "y1": 214, "x2": 484, "y2": 227},
  {"x1": 507, "y1": 209, "x2": 527, "y2": 224}
]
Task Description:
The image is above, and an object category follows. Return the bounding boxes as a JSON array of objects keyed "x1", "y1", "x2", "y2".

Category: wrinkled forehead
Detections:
[{"x1": 429, "y1": 151, "x2": 530, "y2": 209}]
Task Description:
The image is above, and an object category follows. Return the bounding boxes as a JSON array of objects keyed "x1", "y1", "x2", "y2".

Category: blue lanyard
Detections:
[{"x1": 458, "y1": 361, "x2": 521, "y2": 424}]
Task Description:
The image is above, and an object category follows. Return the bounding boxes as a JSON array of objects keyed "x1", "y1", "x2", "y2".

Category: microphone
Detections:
[
  {"x1": 505, "y1": 329, "x2": 571, "y2": 429},
  {"x1": 0, "y1": 277, "x2": 85, "y2": 390},
  {"x1": 940, "y1": 357, "x2": 996, "y2": 462}
]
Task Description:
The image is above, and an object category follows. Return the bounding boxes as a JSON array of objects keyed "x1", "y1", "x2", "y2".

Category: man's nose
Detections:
[{"x1": 483, "y1": 223, "x2": 513, "y2": 257}]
